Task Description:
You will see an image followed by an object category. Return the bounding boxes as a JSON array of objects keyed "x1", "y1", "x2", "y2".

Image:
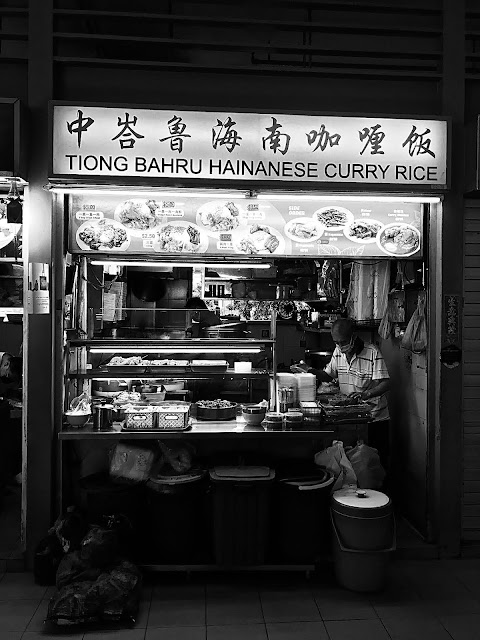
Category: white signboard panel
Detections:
[{"x1": 52, "y1": 105, "x2": 448, "y2": 187}]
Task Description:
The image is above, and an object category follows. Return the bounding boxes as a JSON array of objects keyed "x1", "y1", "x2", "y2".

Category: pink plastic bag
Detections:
[
  {"x1": 346, "y1": 443, "x2": 385, "y2": 489},
  {"x1": 314, "y1": 440, "x2": 357, "y2": 491}
]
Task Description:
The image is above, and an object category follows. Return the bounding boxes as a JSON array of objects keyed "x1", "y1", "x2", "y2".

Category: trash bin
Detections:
[
  {"x1": 146, "y1": 470, "x2": 209, "y2": 563},
  {"x1": 330, "y1": 488, "x2": 396, "y2": 592},
  {"x1": 209, "y1": 466, "x2": 275, "y2": 566},
  {"x1": 79, "y1": 471, "x2": 146, "y2": 526},
  {"x1": 79, "y1": 471, "x2": 147, "y2": 560},
  {"x1": 273, "y1": 465, "x2": 334, "y2": 564},
  {"x1": 331, "y1": 488, "x2": 394, "y2": 551}
]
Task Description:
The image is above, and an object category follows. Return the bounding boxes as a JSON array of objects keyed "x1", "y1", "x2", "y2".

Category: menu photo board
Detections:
[{"x1": 68, "y1": 193, "x2": 423, "y2": 259}]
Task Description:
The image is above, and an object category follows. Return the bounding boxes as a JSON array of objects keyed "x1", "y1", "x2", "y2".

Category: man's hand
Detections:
[{"x1": 349, "y1": 390, "x2": 372, "y2": 401}]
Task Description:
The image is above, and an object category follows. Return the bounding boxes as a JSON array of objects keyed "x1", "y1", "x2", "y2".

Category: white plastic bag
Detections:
[
  {"x1": 314, "y1": 440, "x2": 357, "y2": 491},
  {"x1": 346, "y1": 442, "x2": 385, "y2": 489},
  {"x1": 401, "y1": 294, "x2": 427, "y2": 353}
]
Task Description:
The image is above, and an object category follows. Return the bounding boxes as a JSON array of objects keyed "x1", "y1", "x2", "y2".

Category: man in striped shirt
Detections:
[{"x1": 292, "y1": 318, "x2": 390, "y2": 464}]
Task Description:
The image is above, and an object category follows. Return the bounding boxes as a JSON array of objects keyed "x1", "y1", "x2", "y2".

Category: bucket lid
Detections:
[
  {"x1": 332, "y1": 487, "x2": 390, "y2": 509},
  {"x1": 149, "y1": 470, "x2": 205, "y2": 485},
  {"x1": 210, "y1": 465, "x2": 275, "y2": 481}
]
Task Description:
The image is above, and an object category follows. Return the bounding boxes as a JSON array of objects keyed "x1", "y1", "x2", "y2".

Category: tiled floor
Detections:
[{"x1": 3, "y1": 558, "x2": 480, "y2": 638}]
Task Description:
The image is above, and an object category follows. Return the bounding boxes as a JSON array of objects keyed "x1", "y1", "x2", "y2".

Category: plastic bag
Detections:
[
  {"x1": 379, "y1": 296, "x2": 396, "y2": 340},
  {"x1": 48, "y1": 557, "x2": 142, "y2": 627},
  {"x1": 346, "y1": 442, "x2": 385, "y2": 489},
  {"x1": 109, "y1": 443, "x2": 157, "y2": 483},
  {"x1": 34, "y1": 507, "x2": 89, "y2": 586},
  {"x1": 314, "y1": 440, "x2": 357, "y2": 491},
  {"x1": 69, "y1": 392, "x2": 91, "y2": 414},
  {"x1": 401, "y1": 294, "x2": 427, "y2": 353}
]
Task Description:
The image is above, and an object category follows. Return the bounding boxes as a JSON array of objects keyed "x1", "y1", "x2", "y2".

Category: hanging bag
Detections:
[{"x1": 401, "y1": 294, "x2": 427, "y2": 353}]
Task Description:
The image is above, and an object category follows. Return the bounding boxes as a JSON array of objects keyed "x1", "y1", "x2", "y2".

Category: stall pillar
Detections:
[
  {"x1": 24, "y1": 0, "x2": 53, "y2": 567},
  {"x1": 434, "y1": 0, "x2": 465, "y2": 556}
]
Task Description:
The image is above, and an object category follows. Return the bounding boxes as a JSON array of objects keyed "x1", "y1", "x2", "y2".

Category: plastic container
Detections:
[
  {"x1": 234, "y1": 361, "x2": 252, "y2": 373},
  {"x1": 146, "y1": 470, "x2": 209, "y2": 563},
  {"x1": 272, "y1": 465, "x2": 334, "y2": 563},
  {"x1": 263, "y1": 412, "x2": 284, "y2": 431},
  {"x1": 209, "y1": 466, "x2": 275, "y2": 566},
  {"x1": 331, "y1": 513, "x2": 396, "y2": 592},
  {"x1": 284, "y1": 411, "x2": 303, "y2": 430},
  {"x1": 331, "y1": 488, "x2": 394, "y2": 551}
]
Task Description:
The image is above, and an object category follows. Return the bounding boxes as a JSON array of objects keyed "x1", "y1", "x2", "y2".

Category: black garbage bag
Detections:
[
  {"x1": 33, "y1": 506, "x2": 89, "y2": 586},
  {"x1": 47, "y1": 524, "x2": 142, "y2": 627},
  {"x1": 47, "y1": 559, "x2": 142, "y2": 626}
]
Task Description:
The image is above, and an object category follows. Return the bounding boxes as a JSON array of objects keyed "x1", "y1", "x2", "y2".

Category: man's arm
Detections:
[
  {"x1": 361, "y1": 378, "x2": 390, "y2": 400},
  {"x1": 309, "y1": 367, "x2": 334, "y2": 383}
]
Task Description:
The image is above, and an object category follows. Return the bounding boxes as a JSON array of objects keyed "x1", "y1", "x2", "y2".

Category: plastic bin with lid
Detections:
[{"x1": 209, "y1": 466, "x2": 275, "y2": 566}]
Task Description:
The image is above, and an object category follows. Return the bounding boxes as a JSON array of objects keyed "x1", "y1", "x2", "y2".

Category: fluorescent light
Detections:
[
  {"x1": 256, "y1": 194, "x2": 441, "y2": 203},
  {"x1": 90, "y1": 260, "x2": 272, "y2": 269},
  {"x1": 49, "y1": 187, "x2": 246, "y2": 198},
  {"x1": 90, "y1": 347, "x2": 262, "y2": 354}
]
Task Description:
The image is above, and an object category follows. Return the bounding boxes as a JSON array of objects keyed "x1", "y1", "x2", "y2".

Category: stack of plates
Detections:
[{"x1": 295, "y1": 373, "x2": 317, "y2": 403}]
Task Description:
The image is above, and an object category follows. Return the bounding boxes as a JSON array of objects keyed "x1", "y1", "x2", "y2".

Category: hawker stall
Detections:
[{"x1": 50, "y1": 102, "x2": 447, "y2": 569}]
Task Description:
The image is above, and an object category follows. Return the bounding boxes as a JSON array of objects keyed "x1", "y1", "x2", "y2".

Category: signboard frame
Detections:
[{"x1": 49, "y1": 101, "x2": 450, "y2": 191}]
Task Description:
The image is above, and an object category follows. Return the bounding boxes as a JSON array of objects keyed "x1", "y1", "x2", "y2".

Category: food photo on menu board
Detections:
[{"x1": 68, "y1": 194, "x2": 423, "y2": 259}]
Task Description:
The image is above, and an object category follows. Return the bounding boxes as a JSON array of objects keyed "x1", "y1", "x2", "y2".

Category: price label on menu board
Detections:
[
  {"x1": 75, "y1": 210, "x2": 104, "y2": 221},
  {"x1": 68, "y1": 193, "x2": 424, "y2": 259}
]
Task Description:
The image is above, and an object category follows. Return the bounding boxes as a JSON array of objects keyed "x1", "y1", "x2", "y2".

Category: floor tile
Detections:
[
  {"x1": 206, "y1": 593, "x2": 263, "y2": 625},
  {"x1": 207, "y1": 624, "x2": 267, "y2": 640},
  {"x1": 0, "y1": 634, "x2": 22, "y2": 640},
  {"x1": 325, "y1": 619, "x2": 391, "y2": 640},
  {"x1": 381, "y1": 613, "x2": 453, "y2": 639},
  {"x1": 418, "y1": 592, "x2": 480, "y2": 616},
  {"x1": 439, "y1": 614, "x2": 480, "y2": 640},
  {"x1": 313, "y1": 587, "x2": 377, "y2": 620},
  {"x1": 24, "y1": 599, "x2": 49, "y2": 632},
  {"x1": 260, "y1": 590, "x2": 321, "y2": 623},
  {"x1": 148, "y1": 589, "x2": 205, "y2": 628},
  {"x1": 146, "y1": 629, "x2": 206, "y2": 640},
  {"x1": 0, "y1": 573, "x2": 47, "y2": 601},
  {"x1": 0, "y1": 600, "x2": 40, "y2": 632},
  {"x1": 266, "y1": 621, "x2": 330, "y2": 640}
]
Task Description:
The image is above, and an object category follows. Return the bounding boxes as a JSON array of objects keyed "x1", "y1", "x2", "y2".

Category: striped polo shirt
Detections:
[{"x1": 324, "y1": 342, "x2": 390, "y2": 422}]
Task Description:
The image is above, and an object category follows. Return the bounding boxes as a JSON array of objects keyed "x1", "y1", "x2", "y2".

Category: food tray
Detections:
[
  {"x1": 156, "y1": 403, "x2": 191, "y2": 430},
  {"x1": 101, "y1": 365, "x2": 191, "y2": 375},
  {"x1": 320, "y1": 403, "x2": 372, "y2": 423},
  {"x1": 190, "y1": 360, "x2": 228, "y2": 373}
]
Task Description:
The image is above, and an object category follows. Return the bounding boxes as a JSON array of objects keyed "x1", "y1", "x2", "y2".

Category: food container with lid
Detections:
[
  {"x1": 284, "y1": 411, "x2": 303, "y2": 430},
  {"x1": 263, "y1": 412, "x2": 284, "y2": 431}
]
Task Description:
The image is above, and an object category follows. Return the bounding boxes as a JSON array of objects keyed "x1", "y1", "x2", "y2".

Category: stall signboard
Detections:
[
  {"x1": 52, "y1": 104, "x2": 448, "y2": 187},
  {"x1": 68, "y1": 193, "x2": 423, "y2": 259}
]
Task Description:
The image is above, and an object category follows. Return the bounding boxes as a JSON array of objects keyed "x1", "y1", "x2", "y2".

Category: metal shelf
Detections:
[
  {"x1": 68, "y1": 369, "x2": 273, "y2": 379},
  {"x1": 59, "y1": 420, "x2": 334, "y2": 440},
  {"x1": 69, "y1": 338, "x2": 275, "y2": 347}
]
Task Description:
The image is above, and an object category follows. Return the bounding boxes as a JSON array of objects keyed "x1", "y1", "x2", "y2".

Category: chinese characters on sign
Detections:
[
  {"x1": 54, "y1": 106, "x2": 448, "y2": 185},
  {"x1": 444, "y1": 295, "x2": 460, "y2": 343}
]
